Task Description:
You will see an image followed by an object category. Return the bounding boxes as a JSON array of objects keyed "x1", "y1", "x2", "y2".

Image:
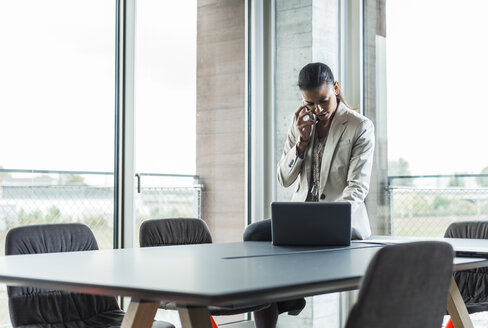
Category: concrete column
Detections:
[
  {"x1": 274, "y1": 2, "x2": 341, "y2": 328},
  {"x1": 275, "y1": 0, "x2": 339, "y2": 201},
  {"x1": 196, "y1": 0, "x2": 246, "y2": 243}
]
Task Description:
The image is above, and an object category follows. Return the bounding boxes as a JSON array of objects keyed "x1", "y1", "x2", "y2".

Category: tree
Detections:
[
  {"x1": 388, "y1": 158, "x2": 413, "y2": 186},
  {"x1": 0, "y1": 165, "x2": 11, "y2": 180},
  {"x1": 450, "y1": 199, "x2": 476, "y2": 216},
  {"x1": 433, "y1": 196, "x2": 450, "y2": 211},
  {"x1": 45, "y1": 206, "x2": 62, "y2": 222},
  {"x1": 57, "y1": 174, "x2": 86, "y2": 185},
  {"x1": 411, "y1": 193, "x2": 430, "y2": 217},
  {"x1": 476, "y1": 166, "x2": 488, "y2": 187},
  {"x1": 449, "y1": 175, "x2": 465, "y2": 187}
]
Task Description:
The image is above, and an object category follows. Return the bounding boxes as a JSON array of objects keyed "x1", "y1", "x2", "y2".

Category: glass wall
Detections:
[
  {"x1": 134, "y1": 0, "x2": 196, "y2": 176},
  {"x1": 385, "y1": 0, "x2": 488, "y2": 238},
  {"x1": 133, "y1": 0, "x2": 199, "y2": 246},
  {"x1": 0, "y1": 0, "x2": 246, "y2": 327},
  {"x1": 0, "y1": 0, "x2": 115, "y2": 326}
]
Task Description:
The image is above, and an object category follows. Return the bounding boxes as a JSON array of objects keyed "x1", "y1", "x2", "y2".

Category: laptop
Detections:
[{"x1": 271, "y1": 202, "x2": 351, "y2": 246}]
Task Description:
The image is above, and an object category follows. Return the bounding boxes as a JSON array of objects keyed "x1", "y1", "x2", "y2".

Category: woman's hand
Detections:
[{"x1": 294, "y1": 104, "x2": 315, "y2": 142}]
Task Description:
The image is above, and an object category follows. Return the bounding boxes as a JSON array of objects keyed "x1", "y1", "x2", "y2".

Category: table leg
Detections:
[
  {"x1": 121, "y1": 299, "x2": 160, "y2": 328},
  {"x1": 178, "y1": 306, "x2": 213, "y2": 328},
  {"x1": 447, "y1": 277, "x2": 474, "y2": 328}
]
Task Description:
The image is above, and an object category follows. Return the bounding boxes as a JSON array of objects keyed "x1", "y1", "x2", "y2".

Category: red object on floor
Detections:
[
  {"x1": 210, "y1": 316, "x2": 218, "y2": 328},
  {"x1": 445, "y1": 318, "x2": 454, "y2": 328}
]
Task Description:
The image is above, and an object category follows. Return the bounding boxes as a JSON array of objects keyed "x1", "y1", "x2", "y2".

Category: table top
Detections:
[
  {"x1": 0, "y1": 240, "x2": 486, "y2": 307},
  {"x1": 358, "y1": 236, "x2": 488, "y2": 270},
  {"x1": 0, "y1": 242, "x2": 379, "y2": 306}
]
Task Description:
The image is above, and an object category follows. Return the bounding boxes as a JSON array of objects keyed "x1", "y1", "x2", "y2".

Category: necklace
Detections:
[{"x1": 309, "y1": 133, "x2": 327, "y2": 201}]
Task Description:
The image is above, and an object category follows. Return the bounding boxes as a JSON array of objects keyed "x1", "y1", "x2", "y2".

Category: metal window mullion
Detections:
[
  {"x1": 270, "y1": 0, "x2": 276, "y2": 204},
  {"x1": 249, "y1": 0, "x2": 274, "y2": 223},
  {"x1": 246, "y1": 0, "x2": 252, "y2": 227},
  {"x1": 249, "y1": 0, "x2": 262, "y2": 224},
  {"x1": 115, "y1": 0, "x2": 136, "y2": 250},
  {"x1": 339, "y1": 1, "x2": 363, "y2": 325}
]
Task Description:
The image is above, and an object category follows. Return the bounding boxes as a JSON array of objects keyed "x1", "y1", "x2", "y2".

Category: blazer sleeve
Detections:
[
  {"x1": 277, "y1": 115, "x2": 307, "y2": 188},
  {"x1": 337, "y1": 119, "x2": 375, "y2": 214}
]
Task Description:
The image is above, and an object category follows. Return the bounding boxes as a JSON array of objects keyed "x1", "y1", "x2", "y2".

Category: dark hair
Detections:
[
  {"x1": 298, "y1": 62, "x2": 335, "y2": 90},
  {"x1": 298, "y1": 62, "x2": 352, "y2": 109}
]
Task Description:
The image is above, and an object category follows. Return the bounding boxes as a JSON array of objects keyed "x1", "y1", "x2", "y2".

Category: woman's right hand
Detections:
[{"x1": 294, "y1": 104, "x2": 315, "y2": 142}]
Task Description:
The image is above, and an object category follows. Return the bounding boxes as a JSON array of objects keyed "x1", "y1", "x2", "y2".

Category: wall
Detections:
[
  {"x1": 196, "y1": 0, "x2": 246, "y2": 242},
  {"x1": 275, "y1": 0, "x2": 339, "y2": 202}
]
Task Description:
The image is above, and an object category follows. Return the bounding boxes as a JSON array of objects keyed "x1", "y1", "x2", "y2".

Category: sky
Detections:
[
  {"x1": 1, "y1": 0, "x2": 488, "y2": 180},
  {"x1": 0, "y1": 0, "x2": 196, "y2": 177},
  {"x1": 386, "y1": 0, "x2": 488, "y2": 175}
]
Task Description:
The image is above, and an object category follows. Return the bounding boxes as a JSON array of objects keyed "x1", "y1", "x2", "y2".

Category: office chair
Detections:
[
  {"x1": 139, "y1": 218, "x2": 271, "y2": 317},
  {"x1": 5, "y1": 223, "x2": 174, "y2": 328},
  {"x1": 345, "y1": 241, "x2": 454, "y2": 328},
  {"x1": 444, "y1": 221, "x2": 488, "y2": 327}
]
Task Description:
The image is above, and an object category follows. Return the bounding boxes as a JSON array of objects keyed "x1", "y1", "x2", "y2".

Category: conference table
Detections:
[{"x1": 0, "y1": 239, "x2": 486, "y2": 328}]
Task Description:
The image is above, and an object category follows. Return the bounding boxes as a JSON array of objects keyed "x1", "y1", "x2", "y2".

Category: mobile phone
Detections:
[
  {"x1": 305, "y1": 110, "x2": 318, "y2": 123},
  {"x1": 302, "y1": 102, "x2": 318, "y2": 123}
]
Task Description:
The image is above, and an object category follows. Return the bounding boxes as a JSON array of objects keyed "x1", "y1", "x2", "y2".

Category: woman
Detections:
[
  {"x1": 277, "y1": 62, "x2": 375, "y2": 239},
  {"x1": 250, "y1": 62, "x2": 375, "y2": 328}
]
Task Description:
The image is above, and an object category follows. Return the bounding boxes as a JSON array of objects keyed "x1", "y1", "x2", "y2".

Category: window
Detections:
[
  {"x1": 133, "y1": 0, "x2": 199, "y2": 246},
  {"x1": 134, "y1": 0, "x2": 196, "y2": 176},
  {"x1": 0, "y1": 0, "x2": 115, "y2": 252},
  {"x1": 386, "y1": 0, "x2": 488, "y2": 236},
  {"x1": 0, "y1": 0, "x2": 115, "y2": 325},
  {"x1": 0, "y1": 1, "x2": 249, "y2": 326}
]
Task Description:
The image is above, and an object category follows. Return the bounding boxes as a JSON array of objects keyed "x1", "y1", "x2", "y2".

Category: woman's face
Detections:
[{"x1": 302, "y1": 82, "x2": 339, "y2": 123}]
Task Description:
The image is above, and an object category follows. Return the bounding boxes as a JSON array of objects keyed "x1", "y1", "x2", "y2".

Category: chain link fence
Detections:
[
  {"x1": 0, "y1": 169, "x2": 202, "y2": 327},
  {"x1": 388, "y1": 187, "x2": 488, "y2": 236},
  {"x1": 387, "y1": 175, "x2": 488, "y2": 237},
  {"x1": 0, "y1": 184, "x2": 115, "y2": 253}
]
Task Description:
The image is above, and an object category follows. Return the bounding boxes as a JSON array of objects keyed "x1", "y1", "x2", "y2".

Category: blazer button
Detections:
[
  {"x1": 288, "y1": 160, "x2": 294, "y2": 168},
  {"x1": 320, "y1": 194, "x2": 326, "y2": 200}
]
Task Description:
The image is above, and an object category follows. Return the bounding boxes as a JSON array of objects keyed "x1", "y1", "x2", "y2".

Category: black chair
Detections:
[
  {"x1": 5, "y1": 223, "x2": 174, "y2": 328},
  {"x1": 243, "y1": 219, "x2": 306, "y2": 328},
  {"x1": 345, "y1": 241, "x2": 454, "y2": 328},
  {"x1": 445, "y1": 221, "x2": 488, "y2": 313},
  {"x1": 139, "y1": 218, "x2": 271, "y2": 317}
]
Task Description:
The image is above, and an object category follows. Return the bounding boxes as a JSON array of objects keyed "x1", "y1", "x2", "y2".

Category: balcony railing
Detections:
[
  {"x1": 0, "y1": 168, "x2": 203, "y2": 327},
  {"x1": 386, "y1": 174, "x2": 488, "y2": 237}
]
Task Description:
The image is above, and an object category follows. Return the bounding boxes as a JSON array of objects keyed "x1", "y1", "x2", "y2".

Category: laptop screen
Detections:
[{"x1": 271, "y1": 202, "x2": 351, "y2": 246}]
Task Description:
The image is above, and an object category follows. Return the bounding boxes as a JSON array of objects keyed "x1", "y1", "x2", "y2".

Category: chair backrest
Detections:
[
  {"x1": 139, "y1": 218, "x2": 212, "y2": 247},
  {"x1": 445, "y1": 220, "x2": 488, "y2": 239},
  {"x1": 242, "y1": 219, "x2": 271, "y2": 242},
  {"x1": 445, "y1": 221, "x2": 488, "y2": 312},
  {"x1": 5, "y1": 223, "x2": 120, "y2": 327},
  {"x1": 345, "y1": 241, "x2": 453, "y2": 328}
]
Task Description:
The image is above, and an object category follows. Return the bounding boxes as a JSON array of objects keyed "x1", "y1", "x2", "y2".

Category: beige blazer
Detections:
[{"x1": 277, "y1": 102, "x2": 375, "y2": 239}]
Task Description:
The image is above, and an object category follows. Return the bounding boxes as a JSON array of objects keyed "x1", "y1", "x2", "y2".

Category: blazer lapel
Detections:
[{"x1": 319, "y1": 103, "x2": 349, "y2": 192}]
